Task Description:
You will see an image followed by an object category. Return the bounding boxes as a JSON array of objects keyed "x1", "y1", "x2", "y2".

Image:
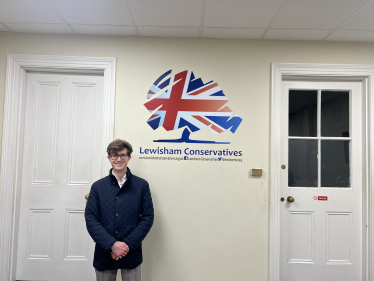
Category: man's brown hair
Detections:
[{"x1": 107, "y1": 139, "x2": 133, "y2": 156}]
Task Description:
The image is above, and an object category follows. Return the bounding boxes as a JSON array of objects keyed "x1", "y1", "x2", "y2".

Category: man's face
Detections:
[{"x1": 108, "y1": 148, "x2": 131, "y2": 173}]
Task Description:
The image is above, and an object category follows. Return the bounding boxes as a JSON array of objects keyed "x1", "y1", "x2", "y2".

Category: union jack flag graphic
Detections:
[{"x1": 144, "y1": 70, "x2": 242, "y2": 142}]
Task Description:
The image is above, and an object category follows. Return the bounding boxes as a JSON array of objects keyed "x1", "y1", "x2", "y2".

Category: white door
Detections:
[
  {"x1": 16, "y1": 72, "x2": 105, "y2": 281},
  {"x1": 280, "y1": 80, "x2": 363, "y2": 281}
]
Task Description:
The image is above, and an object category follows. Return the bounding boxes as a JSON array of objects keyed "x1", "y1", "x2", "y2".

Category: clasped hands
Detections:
[{"x1": 111, "y1": 241, "x2": 129, "y2": 260}]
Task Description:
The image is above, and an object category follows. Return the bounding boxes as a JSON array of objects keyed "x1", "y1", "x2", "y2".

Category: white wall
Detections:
[{"x1": 1, "y1": 33, "x2": 374, "y2": 281}]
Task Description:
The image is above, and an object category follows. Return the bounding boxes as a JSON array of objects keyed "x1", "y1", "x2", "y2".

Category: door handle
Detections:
[
  {"x1": 85, "y1": 193, "x2": 90, "y2": 200},
  {"x1": 287, "y1": 196, "x2": 294, "y2": 203}
]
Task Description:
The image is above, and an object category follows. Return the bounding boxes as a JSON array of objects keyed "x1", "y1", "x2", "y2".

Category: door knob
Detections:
[
  {"x1": 85, "y1": 193, "x2": 90, "y2": 200},
  {"x1": 287, "y1": 196, "x2": 294, "y2": 203}
]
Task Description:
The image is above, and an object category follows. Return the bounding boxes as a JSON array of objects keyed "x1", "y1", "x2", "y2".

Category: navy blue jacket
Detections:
[{"x1": 85, "y1": 168, "x2": 154, "y2": 270}]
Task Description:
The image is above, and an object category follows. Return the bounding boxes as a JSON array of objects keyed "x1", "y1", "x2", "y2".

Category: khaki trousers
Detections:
[{"x1": 95, "y1": 265, "x2": 141, "y2": 281}]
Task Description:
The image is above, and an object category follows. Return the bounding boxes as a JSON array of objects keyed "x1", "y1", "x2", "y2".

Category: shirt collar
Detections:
[{"x1": 111, "y1": 170, "x2": 127, "y2": 184}]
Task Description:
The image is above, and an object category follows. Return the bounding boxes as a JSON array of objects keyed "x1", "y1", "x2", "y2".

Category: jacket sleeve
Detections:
[
  {"x1": 85, "y1": 184, "x2": 117, "y2": 252},
  {"x1": 124, "y1": 182, "x2": 154, "y2": 250}
]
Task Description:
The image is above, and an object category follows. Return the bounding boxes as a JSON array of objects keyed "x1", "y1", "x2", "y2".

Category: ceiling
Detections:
[{"x1": 1, "y1": 0, "x2": 374, "y2": 42}]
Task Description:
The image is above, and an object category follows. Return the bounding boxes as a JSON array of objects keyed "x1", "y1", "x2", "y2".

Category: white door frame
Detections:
[
  {"x1": 270, "y1": 63, "x2": 374, "y2": 281},
  {"x1": 0, "y1": 54, "x2": 116, "y2": 281}
]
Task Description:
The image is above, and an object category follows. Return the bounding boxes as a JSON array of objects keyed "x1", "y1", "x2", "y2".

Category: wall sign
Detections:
[{"x1": 140, "y1": 70, "x2": 243, "y2": 163}]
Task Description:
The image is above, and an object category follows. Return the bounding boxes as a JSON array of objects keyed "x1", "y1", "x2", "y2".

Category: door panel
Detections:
[
  {"x1": 280, "y1": 81, "x2": 363, "y2": 281},
  {"x1": 288, "y1": 211, "x2": 314, "y2": 263},
  {"x1": 16, "y1": 72, "x2": 105, "y2": 281}
]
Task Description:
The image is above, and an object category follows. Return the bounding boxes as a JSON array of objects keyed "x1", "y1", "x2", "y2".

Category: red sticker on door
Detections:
[{"x1": 313, "y1": 196, "x2": 328, "y2": 201}]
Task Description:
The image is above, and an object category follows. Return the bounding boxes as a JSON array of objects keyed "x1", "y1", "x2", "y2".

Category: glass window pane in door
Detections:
[
  {"x1": 289, "y1": 90, "x2": 317, "y2": 137},
  {"x1": 321, "y1": 91, "x2": 350, "y2": 137},
  {"x1": 321, "y1": 140, "x2": 350, "y2": 187},
  {"x1": 289, "y1": 140, "x2": 318, "y2": 187}
]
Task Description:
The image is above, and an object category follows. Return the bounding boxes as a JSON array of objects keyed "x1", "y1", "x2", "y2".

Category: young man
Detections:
[{"x1": 85, "y1": 139, "x2": 154, "y2": 281}]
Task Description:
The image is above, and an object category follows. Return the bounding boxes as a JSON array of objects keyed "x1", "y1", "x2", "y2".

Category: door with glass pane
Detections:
[{"x1": 280, "y1": 80, "x2": 363, "y2": 281}]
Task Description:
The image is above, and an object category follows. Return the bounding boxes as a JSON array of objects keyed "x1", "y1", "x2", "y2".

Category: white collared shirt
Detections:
[{"x1": 112, "y1": 171, "x2": 127, "y2": 188}]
